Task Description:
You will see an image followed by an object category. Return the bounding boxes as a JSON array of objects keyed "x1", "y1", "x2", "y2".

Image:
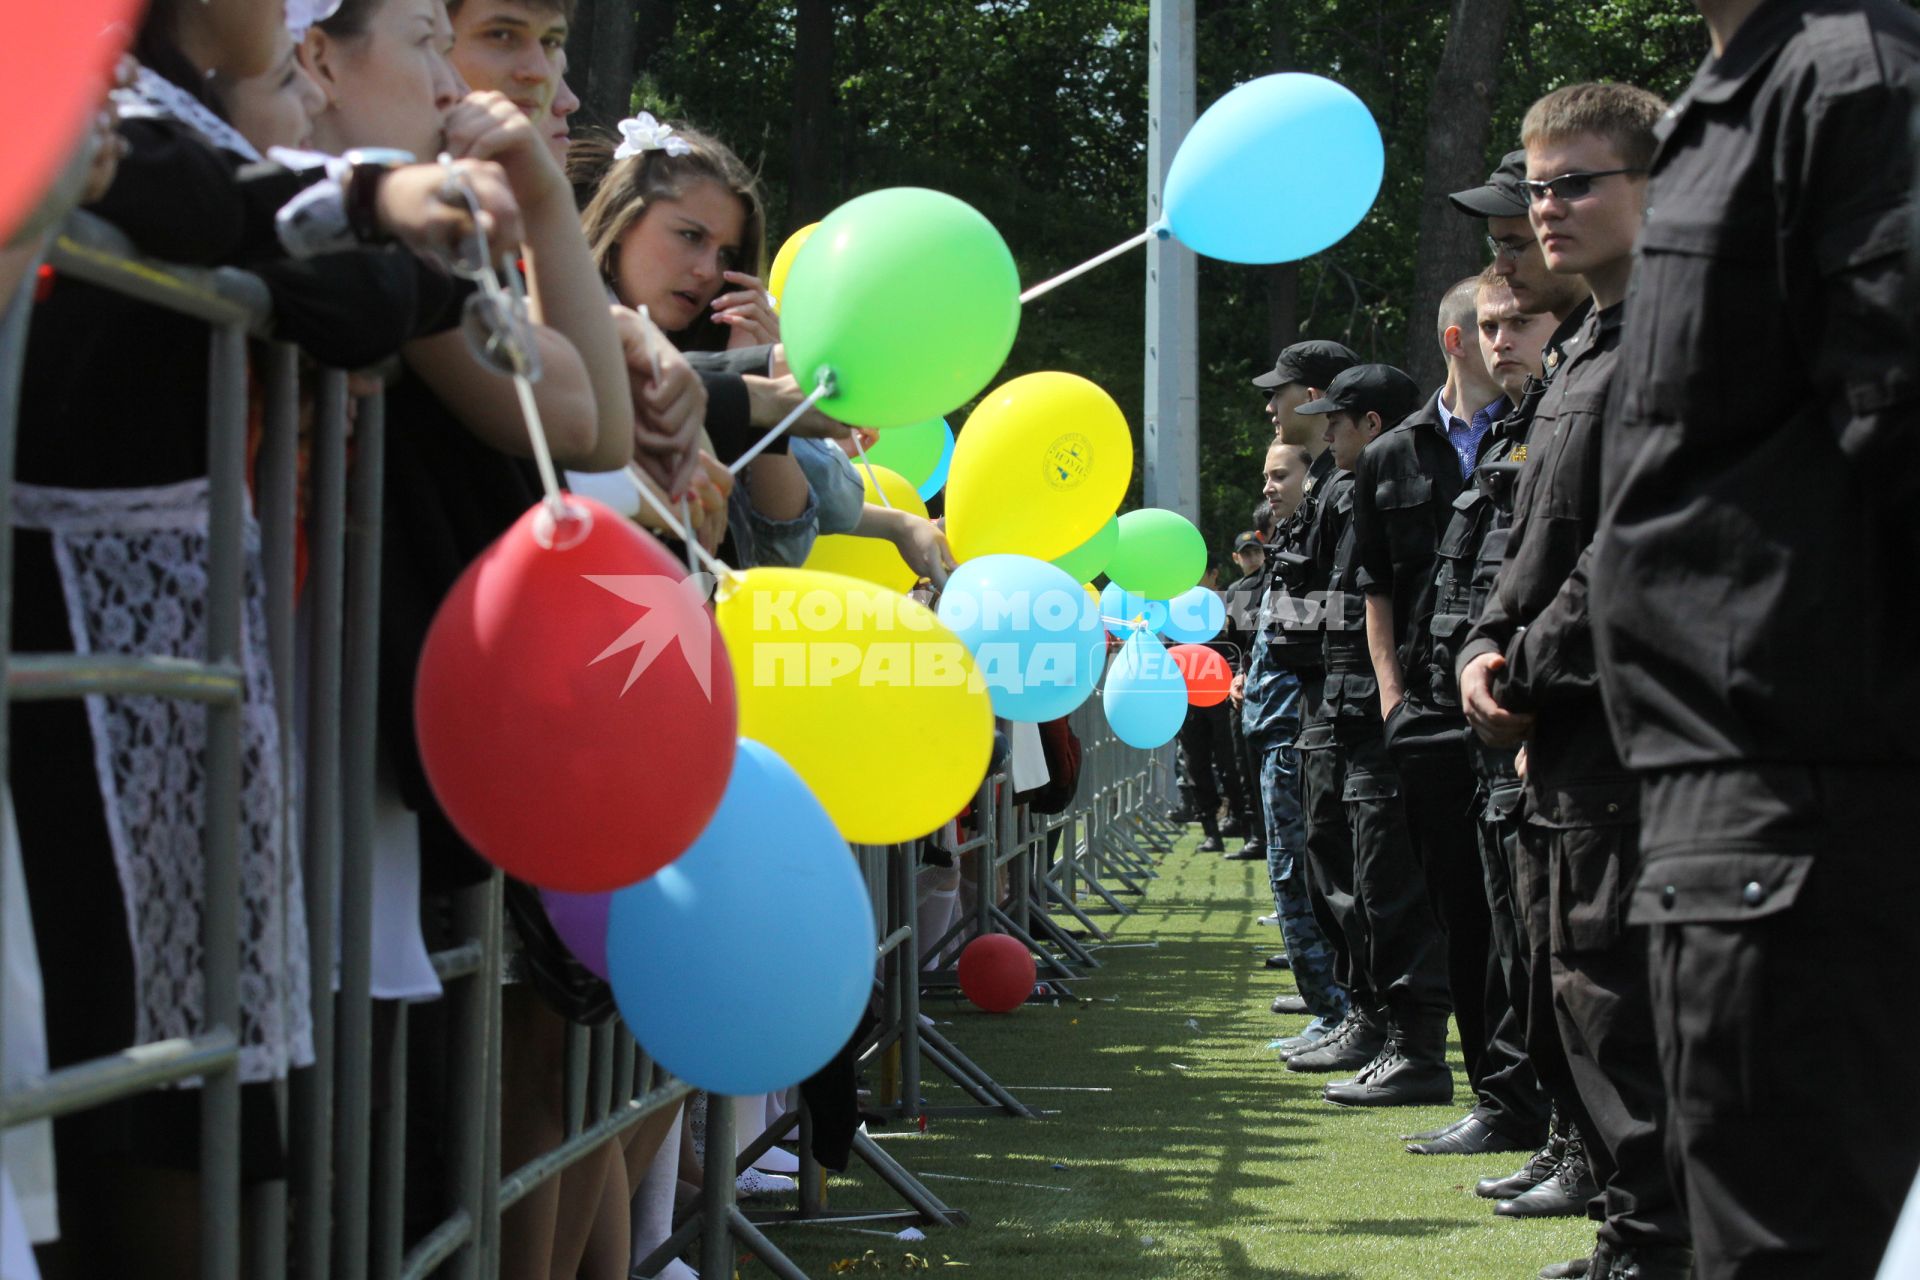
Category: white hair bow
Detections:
[
  {"x1": 286, "y1": 0, "x2": 343, "y2": 37},
  {"x1": 614, "y1": 112, "x2": 693, "y2": 161}
]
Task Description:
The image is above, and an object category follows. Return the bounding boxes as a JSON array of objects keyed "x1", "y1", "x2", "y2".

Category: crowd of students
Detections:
[
  {"x1": 1184, "y1": 4, "x2": 1920, "y2": 1275},
  {"x1": 0, "y1": 0, "x2": 979, "y2": 1275}
]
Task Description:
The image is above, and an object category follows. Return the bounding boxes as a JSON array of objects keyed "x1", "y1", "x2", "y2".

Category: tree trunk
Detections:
[
  {"x1": 789, "y1": 0, "x2": 835, "y2": 223},
  {"x1": 1404, "y1": 0, "x2": 1513, "y2": 390},
  {"x1": 580, "y1": 0, "x2": 638, "y2": 130}
]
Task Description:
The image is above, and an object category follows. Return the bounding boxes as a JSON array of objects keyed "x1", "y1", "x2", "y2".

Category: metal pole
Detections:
[
  {"x1": 700, "y1": 1095, "x2": 736, "y2": 1278},
  {"x1": 1145, "y1": 0, "x2": 1199, "y2": 522},
  {"x1": 200, "y1": 321, "x2": 249, "y2": 1280}
]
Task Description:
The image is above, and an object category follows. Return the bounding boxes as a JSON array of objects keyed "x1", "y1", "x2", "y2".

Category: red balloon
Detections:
[
  {"x1": 957, "y1": 934, "x2": 1037, "y2": 1013},
  {"x1": 0, "y1": 0, "x2": 138, "y2": 243},
  {"x1": 1170, "y1": 644, "x2": 1232, "y2": 706},
  {"x1": 416, "y1": 498, "x2": 737, "y2": 892}
]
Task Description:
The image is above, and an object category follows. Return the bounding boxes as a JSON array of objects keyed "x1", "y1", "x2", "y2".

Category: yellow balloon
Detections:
[
  {"x1": 802, "y1": 462, "x2": 929, "y2": 592},
  {"x1": 714, "y1": 567, "x2": 995, "y2": 843},
  {"x1": 945, "y1": 372, "x2": 1133, "y2": 564},
  {"x1": 767, "y1": 222, "x2": 820, "y2": 311}
]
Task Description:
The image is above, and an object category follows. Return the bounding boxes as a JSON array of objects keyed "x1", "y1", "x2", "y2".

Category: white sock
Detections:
[{"x1": 918, "y1": 888, "x2": 958, "y2": 969}]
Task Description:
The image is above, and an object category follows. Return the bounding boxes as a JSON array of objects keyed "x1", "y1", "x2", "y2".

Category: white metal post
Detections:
[{"x1": 1144, "y1": 0, "x2": 1199, "y2": 523}]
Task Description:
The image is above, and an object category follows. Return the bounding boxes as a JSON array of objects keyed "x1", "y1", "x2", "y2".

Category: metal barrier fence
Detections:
[{"x1": 0, "y1": 213, "x2": 1174, "y2": 1280}]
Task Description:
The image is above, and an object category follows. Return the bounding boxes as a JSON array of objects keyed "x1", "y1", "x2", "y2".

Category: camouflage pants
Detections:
[{"x1": 1261, "y1": 741, "x2": 1348, "y2": 1023}]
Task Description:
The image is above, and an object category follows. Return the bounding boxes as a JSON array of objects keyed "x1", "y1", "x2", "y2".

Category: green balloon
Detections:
[
  {"x1": 781, "y1": 188, "x2": 1021, "y2": 429},
  {"x1": 862, "y1": 417, "x2": 952, "y2": 490},
  {"x1": 1105, "y1": 509, "x2": 1206, "y2": 600},
  {"x1": 1051, "y1": 516, "x2": 1119, "y2": 584}
]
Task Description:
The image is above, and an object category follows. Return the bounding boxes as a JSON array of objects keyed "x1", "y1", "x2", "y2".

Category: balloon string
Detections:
[
  {"x1": 728, "y1": 370, "x2": 836, "y2": 476},
  {"x1": 847, "y1": 432, "x2": 894, "y2": 510},
  {"x1": 625, "y1": 464, "x2": 732, "y2": 582},
  {"x1": 1098, "y1": 615, "x2": 1153, "y2": 631},
  {"x1": 1019, "y1": 228, "x2": 1155, "y2": 305}
]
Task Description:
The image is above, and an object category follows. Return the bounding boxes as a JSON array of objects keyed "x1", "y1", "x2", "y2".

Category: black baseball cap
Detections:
[
  {"x1": 1251, "y1": 339, "x2": 1360, "y2": 391},
  {"x1": 1232, "y1": 531, "x2": 1264, "y2": 554},
  {"x1": 1449, "y1": 149, "x2": 1529, "y2": 218},
  {"x1": 1296, "y1": 363, "x2": 1421, "y2": 424}
]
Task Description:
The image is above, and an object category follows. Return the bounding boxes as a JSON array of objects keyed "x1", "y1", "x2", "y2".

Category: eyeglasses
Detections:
[
  {"x1": 1486, "y1": 235, "x2": 1533, "y2": 262},
  {"x1": 1520, "y1": 168, "x2": 1646, "y2": 204}
]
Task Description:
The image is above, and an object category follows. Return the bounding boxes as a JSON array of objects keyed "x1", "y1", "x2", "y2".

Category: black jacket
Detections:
[
  {"x1": 1351, "y1": 395, "x2": 1468, "y2": 666},
  {"x1": 1592, "y1": 0, "x2": 1920, "y2": 775},
  {"x1": 1461, "y1": 302, "x2": 1631, "y2": 806}
]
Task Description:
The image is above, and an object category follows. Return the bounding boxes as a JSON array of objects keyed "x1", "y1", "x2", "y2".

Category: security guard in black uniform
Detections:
[
  {"x1": 1284, "y1": 365, "x2": 1453, "y2": 1108},
  {"x1": 1461, "y1": 83, "x2": 1688, "y2": 1280},
  {"x1": 1590, "y1": 3, "x2": 1920, "y2": 1275},
  {"x1": 1221, "y1": 530, "x2": 1269, "y2": 870}
]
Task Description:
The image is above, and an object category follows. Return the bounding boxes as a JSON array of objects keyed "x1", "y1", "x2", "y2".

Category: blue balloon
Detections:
[
  {"x1": 1161, "y1": 585, "x2": 1226, "y2": 645},
  {"x1": 917, "y1": 422, "x2": 955, "y2": 501},
  {"x1": 1099, "y1": 581, "x2": 1169, "y2": 638},
  {"x1": 1102, "y1": 631, "x2": 1189, "y2": 749},
  {"x1": 606, "y1": 741, "x2": 877, "y2": 1096},
  {"x1": 1161, "y1": 73, "x2": 1384, "y2": 265},
  {"x1": 937, "y1": 554, "x2": 1106, "y2": 722}
]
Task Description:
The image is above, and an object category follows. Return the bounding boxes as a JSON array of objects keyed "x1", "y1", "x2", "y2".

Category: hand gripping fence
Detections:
[{"x1": 0, "y1": 212, "x2": 1177, "y2": 1280}]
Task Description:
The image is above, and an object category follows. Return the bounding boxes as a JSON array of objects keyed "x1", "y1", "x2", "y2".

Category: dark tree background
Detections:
[{"x1": 565, "y1": 0, "x2": 1707, "y2": 553}]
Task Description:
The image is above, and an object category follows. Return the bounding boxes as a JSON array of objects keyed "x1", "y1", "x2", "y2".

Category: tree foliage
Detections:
[{"x1": 590, "y1": 0, "x2": 1709, "y2": 554}]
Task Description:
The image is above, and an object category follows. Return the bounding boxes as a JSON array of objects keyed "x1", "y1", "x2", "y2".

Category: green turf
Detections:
[{"x1": 753, "y1": 830, "x2": 1592, "y2": 1279}]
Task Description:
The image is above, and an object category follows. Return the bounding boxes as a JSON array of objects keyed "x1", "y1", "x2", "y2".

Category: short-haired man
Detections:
[
  {"x1": 1283, "y1": 366, "x2": 1452, "y2": 1107},
  {"x1": 447, "y1": 0, "x2": 572, "y2": 122},
  {"x1": 1254, "y1": 339, "x2": 1360, "y2": 460},
  {"x1": 1591, "y1": 1, "x2": 1920, "y2": 1274},
  {"x1": 1459, "y1": 81, "x2": 1688, "y2": 1280},
  {"x1": 1342, "y1": 282, "x2": 1506, "y2": 1115},
  {"x1": 1236, "y1": 438, "x2": 1349, "y2": 1027}
]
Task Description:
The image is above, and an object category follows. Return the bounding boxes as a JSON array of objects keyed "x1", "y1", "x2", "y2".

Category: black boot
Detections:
[
  {"x1": 1495, "y1": 1134, "x2": 1598, "y2": 1219},
  {"x1": 1322, "y1": 1016, "x2": 1452, "y2": 1107},
  {"x1": 1606, "y1": 1245, "x2": 1693, "y2": 1280},
  {"x1": 1475, "y1": 1130, "x2": 1566, "y2": 1199},
  {"x1": 1285, "y1": 1007, "x2": 1386, "y2": 1073},
  {"x1": 1539, "y1": 1242, "x2": 1605, "y2": 1280}
]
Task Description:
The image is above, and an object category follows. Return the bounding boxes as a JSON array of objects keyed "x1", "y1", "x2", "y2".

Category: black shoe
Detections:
[
  {"x1": 1537, "y1": 1258, "x2": 1591, "y2": 1279},
  {"x1": 1224, "y1": 845, "x2": 1264, "y2": 860},
  {"x1": 1264, "y1": 953, "x2": 1291, "y2": 970},
  {"x1": 1167, "y1": 807, "x2": 1194, "y2": 824},
  {"x1": 1322, "y1": 1042, "x2": 1453, "y2": 1107},
  {"x1": 1404, "y1": 1114, "x2": 1532, "y2": 1156},
  {"x1": 1475, "y1": 1138, "x2": 1564, "y2": 1199},
  {"x1": 1607, "y1": 1245, "x2": 1693, "y2": 1280},
  {"x1": 1196, "y1": 835, "x2": 1225, "y2": 853},
  {"x1": 1220, "y1": 816, "x2": 1245, "y2": 838},
  {"x1": 1271, "y1": 994, "x2": 1309, "y2": 1015},
  {"x1": 1402, "y1": 1112, "x2": 1474, "y2": 1143},
  {"x1": 1494, "y1": 1146, "x2": 1598, "y2": 1219},
  {"x1": 1286, "y1": 1010, "x2": 1385, "y2": 1073}
]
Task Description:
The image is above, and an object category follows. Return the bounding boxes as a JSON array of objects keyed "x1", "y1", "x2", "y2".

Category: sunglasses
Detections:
[{"x1": 1520, "y1": 168, "x2": 1647, "y2": 203}]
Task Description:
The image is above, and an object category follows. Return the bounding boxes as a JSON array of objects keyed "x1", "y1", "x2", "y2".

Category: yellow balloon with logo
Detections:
[
  {"x1": 714, "y1": 566, "x2": 995, "y2": 843},
  {"x1": 802, "y1": 462, "x2": 927, "y2": 593},
  {"x1": 945, "y1": 371, "x2": 1133, "y2": 564},
  {"x1": 767, "y1": 222, "x2": 820, "y2": 311}
]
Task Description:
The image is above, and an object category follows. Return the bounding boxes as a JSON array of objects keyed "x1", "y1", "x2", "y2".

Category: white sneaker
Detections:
[
  {"x1": 736, "y1": 1168, "x2": 796, "y2": 1197},
  {"x1": 1257, "y1": 913, "x2": 1280, "y2": 926},
  {"x1": 753, "y1": 1146, "x2": 800, "y2": 1174}
]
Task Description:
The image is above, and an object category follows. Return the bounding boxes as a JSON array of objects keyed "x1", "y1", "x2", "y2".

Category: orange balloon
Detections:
[{"x1": 1169, "y1": 644, "x2": 1232, "y2": 707}]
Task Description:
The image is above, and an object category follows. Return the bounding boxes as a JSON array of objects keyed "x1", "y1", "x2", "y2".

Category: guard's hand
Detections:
[
  {"x1": 1230, "y1": 673, "x2": 1246, "y2": 705},
  {"x1": 1461, "y1": 652, "x2": 1534, "y2": 747},
  {"x1": 1515, "y1": 744, "x2": 1529, "y2": 779}
]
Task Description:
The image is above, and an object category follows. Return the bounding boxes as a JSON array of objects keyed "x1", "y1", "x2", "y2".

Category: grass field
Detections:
[{"x1": 753, "y1": 830, "x2": 1591, "y2": 1280}]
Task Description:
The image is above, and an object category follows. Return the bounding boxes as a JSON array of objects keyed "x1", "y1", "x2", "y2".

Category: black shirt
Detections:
[
  {"x1": 1315, "y1": 470, "x2": 1380, "y2": 723},
  {"x1": 1461, "y1": 302, "x2": 1630, "y2": 803},
  {"x1": 1592, "y1": 0, "x2": 1920, "y2": 776},
  {"x1": 1351, "y1": 395, "x2": 1469, "y2": 663}
]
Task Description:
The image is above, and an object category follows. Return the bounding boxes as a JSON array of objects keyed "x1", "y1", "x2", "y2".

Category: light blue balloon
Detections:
[
  {"x1": 1161, "y1": 73, "x2": 1384, "y2": 265},
  {"x1": 917, "y1": 423, "x2": 956, "y2": 501},
  {"x1": 1102, "y1": 631, "x2": 1190, "y2": 749},
  {"x1": 1099, "y1": 581, "x2": 1169, "y2": 638},
  {"x1": 936, "y1": 554, "x2": 1106, "y2": 722},
  {"x1": 606, "y1": 741, "x2": 877, "y2": 1096},
  {"x1": 1161, "y1": 585, "x2": 1226, "y2": 645}
]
